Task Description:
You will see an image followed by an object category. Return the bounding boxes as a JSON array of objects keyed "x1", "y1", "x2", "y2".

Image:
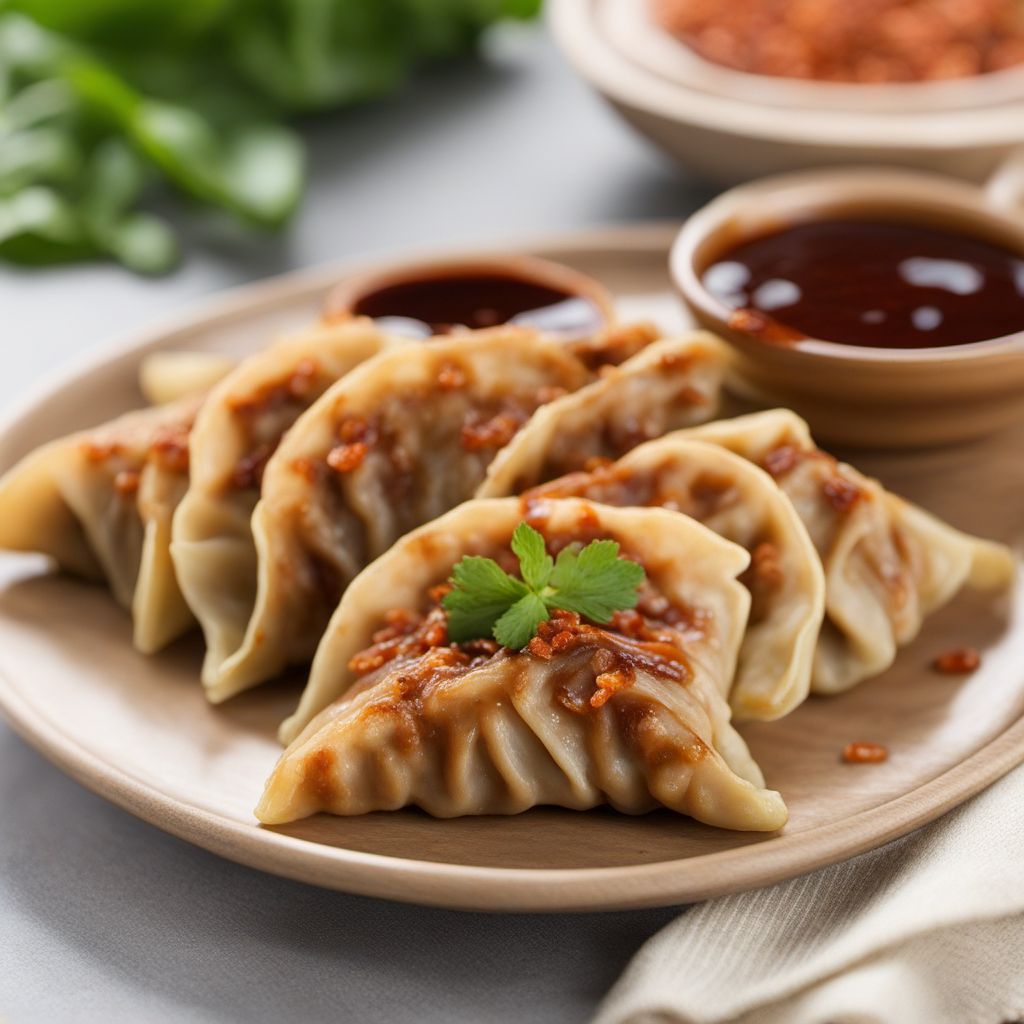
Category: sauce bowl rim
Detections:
[{"x1": 671, "y1": 167, "x2": 1024, "y2": 365}]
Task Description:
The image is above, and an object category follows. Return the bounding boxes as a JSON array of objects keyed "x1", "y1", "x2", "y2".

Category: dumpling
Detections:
[
  {"x1": 139, "y1": 350, "x2": 236, "y2": 406},
  {"x1": 204, "y1": 327, "x2": 598, "y2": 704},
  {"x1": 172, "y1": 319, "x2": 404, "y2": 687},
  {"x1": 523, "y1": 436, "x2": 826, "y2": 721},
  {"x1": 680, "y1": 410, "x2": 1016, "y2": 692},
  {"x1": 261, "y1": 497, "x2": 787, "y2": 832},
  {"x1": 0, "y1": 396, "x2": 200, "y2": 653},
  {"x1": 476, "y1": 331, "x2": 730, "y2": 497}
]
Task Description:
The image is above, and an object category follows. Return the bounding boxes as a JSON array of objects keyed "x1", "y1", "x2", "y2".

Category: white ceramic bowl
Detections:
[{"x1": 550, "y1": 0, "x2": 1024, "y2": 184}]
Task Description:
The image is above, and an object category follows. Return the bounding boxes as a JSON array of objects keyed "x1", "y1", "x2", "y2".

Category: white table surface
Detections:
[{"x1": 0, "y1": 25, "x2": 716, "y2": 1024}]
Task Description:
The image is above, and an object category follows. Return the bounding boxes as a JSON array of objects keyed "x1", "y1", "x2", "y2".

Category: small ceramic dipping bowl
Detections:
[
  {"x1": 323, "y1": 253, "x2": 616, "y2": 342},
  {"x1": 671, "y1": 166, "x2": 1024, "y2": 448}
]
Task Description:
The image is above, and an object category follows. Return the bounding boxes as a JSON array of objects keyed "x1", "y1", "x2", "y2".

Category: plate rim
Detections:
[{"x1": 2, "y1": 222, "x2": 1022, "y2": 913}]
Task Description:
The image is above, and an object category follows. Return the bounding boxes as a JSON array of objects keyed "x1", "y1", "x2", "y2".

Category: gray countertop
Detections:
[{"x1": 0, "y1": 24, "x2": 713, "y2": 1024}]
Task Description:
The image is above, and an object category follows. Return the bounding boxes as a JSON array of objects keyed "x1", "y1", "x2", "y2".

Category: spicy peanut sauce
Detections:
[
  {"x1": 351, "y1": 272, "x2": 604, "y2": 340},
  {"x1": 703, "y1": 218, "x2": 1024, "y2": 349}
]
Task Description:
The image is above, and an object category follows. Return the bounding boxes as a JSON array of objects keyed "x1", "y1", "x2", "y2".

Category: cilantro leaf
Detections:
[
  {"x1": 511, "y1": 521, "x2": 552, "y2": 592},
  {"x1": 493, "y1": 592, "x2": 548, "y2": 650},
  {"x1": 546, "y1": 539, "x2": 645, "y2": 623},
  {"x1": 442, "y1": 555, "x2": 528, "y2": 643},
  {"x1": 442, "y1": 521, "x2": 646, "y2": 649}
]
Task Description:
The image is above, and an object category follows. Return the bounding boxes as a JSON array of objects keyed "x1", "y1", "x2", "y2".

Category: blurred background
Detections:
[
  {"x1": 4, "y1": 0, "x2": 1023, "y2": 300},
  {"x1": 5, "y1": 5, "x2": 1024, "y2": 1023}
]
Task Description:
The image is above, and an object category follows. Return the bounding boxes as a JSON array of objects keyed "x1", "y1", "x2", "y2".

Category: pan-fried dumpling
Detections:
[
  {"x1": 206, "y1": 327, "x2": 597, "y2": 704},
  {"x1": 477, "y1": 331, "x2": 730, "y2": 497},
  {"x1": 0, "y1": 396, "x2": 200, "y2": 653},
  {"x1": 139, "y1": 350, "x2": 236, "y2": 406},
  {"x1": 680, "y1": 410, "x2": 1016, "y2": 693},
  {"x1": 523, "y1": 437, "x2": 826, "y2": 720},
  {"x1": 172, "y1": 319, "x2": 403, "y2": 686},
  {"x1": 262, "y1": 498, "x2": 787, "y2": 832}
]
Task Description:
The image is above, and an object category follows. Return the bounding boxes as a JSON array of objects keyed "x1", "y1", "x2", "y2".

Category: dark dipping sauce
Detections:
[
  {"x1": 702, "y1": 219, "x2": 1024, "y2": 349},
  {"x1": 351, "y1": 272, "x2": 604, "y2": 341}
]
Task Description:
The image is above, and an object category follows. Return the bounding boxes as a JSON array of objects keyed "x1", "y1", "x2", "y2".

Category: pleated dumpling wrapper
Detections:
[
  {"x1": 204, "y1": 327, "x2": 600, "y2": 704},
  {"x1": 477, "y1": 331, "x2": 730, "y2": 497},
  {"x1": 680, "y1": 410, "x2": 1016, "y2": 693},
  {"x1": 0, "y1": 396, "x2": 201, "y2": 653},
  {"x1": 522, "y1": 436, "x2": 826, "y2": 721},
  {"x1": 172, "y1": 318, "x2": 404, "y2": 689},
  {"x1": 261, "y1": 498, "x2": 788, "y2": 832}
]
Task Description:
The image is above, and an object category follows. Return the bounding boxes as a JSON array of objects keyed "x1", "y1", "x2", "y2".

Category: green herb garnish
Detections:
[
  {"x1": 442, "y1": 522, "x2": 646, "y2": 650},
  {"x1": 0, "y1": 1, "x2": 542, "y2": 272}
]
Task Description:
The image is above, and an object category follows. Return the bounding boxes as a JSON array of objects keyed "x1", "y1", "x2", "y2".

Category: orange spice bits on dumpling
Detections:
[
  {"x1": 522, "y1": 435, "x2": 825, "y2": 722},
  {"x1": 678, "y1": 409, "x2": 1016, "y2": 693},
  {"x1": 172, "y1": 318, "x2": 406, "y2": 690},
  {"x1": 477, "y1": 331, "x2": 730, "y2": 498},
  {"x1": 259, "y1": 498, "x2": 786, "y2": 831},
  {"x1": 0, "y1": 396, "x2": 202, "y2": 654},
  {"x1": 204, "y1": 328, "x2": 599, "y2": 705}
]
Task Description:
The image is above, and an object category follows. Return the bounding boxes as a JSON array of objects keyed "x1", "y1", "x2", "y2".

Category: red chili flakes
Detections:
[
  {"x1": 338, "y1": 416, "x2": 372, "y2": 444},
  {"x1": 347, "y1": 605, "x2": 457, "y2": 678},
  {"x1": 232, "y1": 443, "x2": 274, "y2": 490},
  {"x1": 326, "y1": 441, "x2": 369, "y2": 473},
  {"x1": 82, "y1": 441, "x2": 119, "y2": 463},
  {"x1": 113, "y1": 469, "x2": 141, "y2": 496},
  {"x1": 287, "y1": 358, "x2": 320, "y2": 399},
  {"x1": 590, "y1": 668, "x2": 634, "y2": 708},
  {"x1": 933, "y1": 647, "x2": 981, "y2": 674},
  {"x1": 842, "y1": 741, "x2": 889, "y2": 764},
  {"x1": 750, "y1": 541, "x2": 784, "y2": 589},
  {"x1": 549, "y1": 629, "x2": 577, "y2": 653},
  {"x1": 427, "y1": 582, "x2": 453, "y2": 603},
  {"x1": 569, "y1": 321, "x2": 658, "y2": 371},
  {"x1": 459, "y1": 411, "x2": 521, "y2": 451},
  {"x1": 822, "y1": 476, "x2": 863, "y2": 513},
  {"x1": 762, "y1": 445, "x2": 801, "y2": 479},
  {"x1": 290, "y1": 457, "x2": 320, "y2": 483},
  {"x1": 526, "y1": 636, "x2": 553, "y2": 660},
  {"x1": 609, "y1": 608, "x2": 645, "y2": 639},
  {"x1": 437, "y1": 362, "x2": 466, "y2": 391},
  {"x1": 371, "y1": 608, "x2": 421, "y2": 644},
  {"x1": 150, "y1": 424, "x2": 191, "y2": 473}
]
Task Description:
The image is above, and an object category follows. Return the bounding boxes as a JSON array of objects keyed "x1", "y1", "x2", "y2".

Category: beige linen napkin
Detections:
[{"x1": 596, "y1": 765, "x2": 1024, "y2": 1024}]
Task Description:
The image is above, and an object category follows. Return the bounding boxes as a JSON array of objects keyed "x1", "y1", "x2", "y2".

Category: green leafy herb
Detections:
[
  {"x1": 0, "y1": 0, "x2": 542, "y2": 271},
  {"x1": 443, "y1": 522, "x2": 646, "y2": 650}
]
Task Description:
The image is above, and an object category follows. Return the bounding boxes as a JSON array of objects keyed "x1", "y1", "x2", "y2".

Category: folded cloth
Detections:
[{"x1": 595, "y1": 764, "x2": 1024, "y2": 1024}]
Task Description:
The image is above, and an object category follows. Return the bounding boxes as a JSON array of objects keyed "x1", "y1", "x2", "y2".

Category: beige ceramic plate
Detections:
[{"x1": 1, "y1": 224, "x2": 1022, "y2": 912}]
